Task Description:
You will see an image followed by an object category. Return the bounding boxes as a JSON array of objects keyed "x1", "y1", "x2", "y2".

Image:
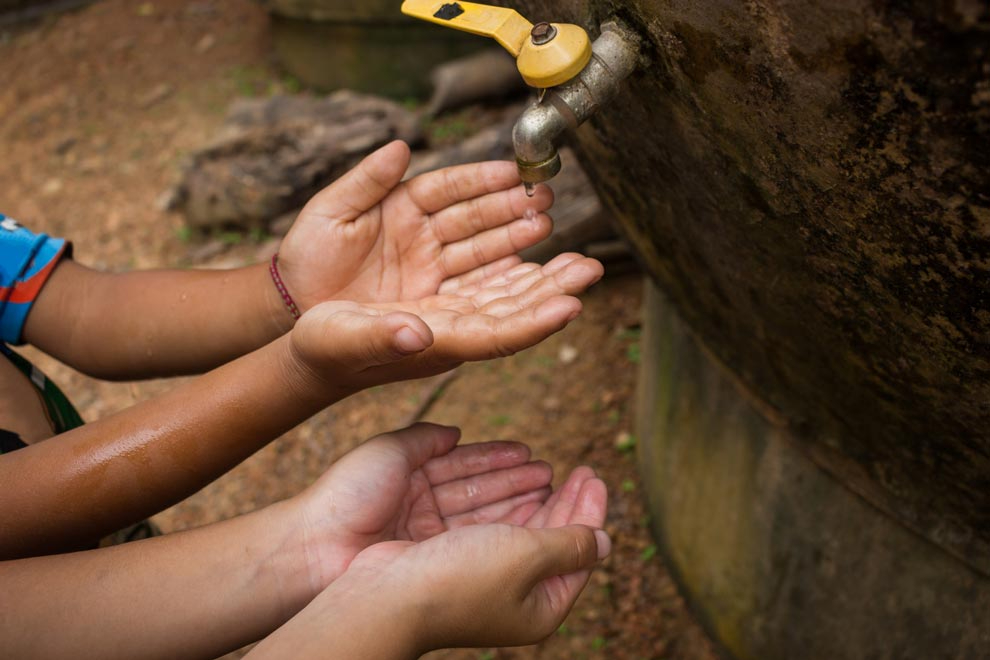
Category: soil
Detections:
[{"x1": 0, "y1": 2, "x2": 720, "y2": 659}]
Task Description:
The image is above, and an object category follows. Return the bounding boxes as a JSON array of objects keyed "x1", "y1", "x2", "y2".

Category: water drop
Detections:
[
  {"x1": 524, "y1": 208, "x2": 538, "y2": 221},
  {"x1": 524, "y1": 182, "x2": 536, "y2": 197}
]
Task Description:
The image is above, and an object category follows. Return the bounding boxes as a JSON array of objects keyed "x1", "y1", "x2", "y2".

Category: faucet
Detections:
[
  {"x1": 401, "y1": 2, "x2": 642, "y2": 194},
  {"x1": 512, "y1": 23, "x2": 641, "y2": 194}
]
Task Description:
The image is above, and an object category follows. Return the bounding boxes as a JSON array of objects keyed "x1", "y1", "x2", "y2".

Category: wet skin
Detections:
[{"x1": 0, "y1": 141, "x2": 601, "y2": 559}]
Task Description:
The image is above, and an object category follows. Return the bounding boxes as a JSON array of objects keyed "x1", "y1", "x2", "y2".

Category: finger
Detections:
[
  {"x1": 525, "y1": 466, "x2": 596, "y2": 529},
  {"x1": 444, "y1": 487, "x2": 551, "y2": 528},
  {"x1": 568, "y1": 478, "x2": 609, "y2": 529},
  {"x1": 477, "y1": 253, "x2": 583, "y2": 291},
  {"x1": 512, "y1": 253, "x2": 595, "y2": 290},
  {"x1": 303, "y1": 140, "x2": 410, "y2": 221},
  {"x1": 545, "y1": 466, "x2": 598, "y2": 528},
  {"x1": 422, "y1": 440, "x2": 533, "y2": 485},
  {"x1": 434, "y1": 461, "x2": 553, "y2": 517},
  {"x1": 427, "y1": 182, "x2": 554, "y2": 245},
  {"x1": 374, "y1": 422, "x2": 463, "y2": 471},
  {"x1": 456, "y1": 254, "x2": 590, "y2": 308},
  {"x1": 440, "y1": 295, "x2": 580, "y2": 361},
  {"x1": 496, "y1": 499, "x2": 547, "y2": 526},
  {"x1": 476, "y1": 258, "x2": 605, "y2": 316},
  {"x1": 438, "y1": 262, "x2": 541, "y2": 301},
  {"x1": 528, "y1": 527, "x2": 609, "y2": 626},
  {"x1": 439, "y1": 212, "x2": 553, "y2": 278},
  {"x1": 296, "y1": 304, "x2": 433, "y2": 370},
  {"x1": 437, "y1": 255, "x2": 524, "y2": 295},
  {"x1": 405, "y1": 160, "x2": 537, "y2": 214}
]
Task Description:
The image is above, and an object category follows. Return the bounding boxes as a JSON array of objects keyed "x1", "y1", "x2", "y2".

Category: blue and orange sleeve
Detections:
[{"x1": 0, "y1": 214, "x2": 71, "y2": 344}]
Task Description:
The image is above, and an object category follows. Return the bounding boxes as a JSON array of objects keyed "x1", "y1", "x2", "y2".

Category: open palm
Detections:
[
  {"x1": 295, "y1": 423, "x2": 554, "y2": 591},
  {"x1": 331, "y1": 462, "x2": 610, "y2": 651},
  {"x1": 276, "y1": 141, "x2": 555, "y2": 309},
  {"x1": 289, "y1": 252, "x2": 604, "y2": 388}
]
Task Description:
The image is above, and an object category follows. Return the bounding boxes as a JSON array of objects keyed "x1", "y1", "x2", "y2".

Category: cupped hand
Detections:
[
  {"x1": 287, "y1": 252, "x2": 604, "y2": 389},
  {"x1": 293, "y1": 423, "x2": 555, "y2": 594},
  {"x1": 335, "y1": 465, "x2": 610, "y2": 652},
  {"x1": 275, "y1": 140, "x2": 555, "y2": 310}
]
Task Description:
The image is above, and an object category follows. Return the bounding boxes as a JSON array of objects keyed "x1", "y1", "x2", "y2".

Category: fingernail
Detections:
[
  {"x1": 395, "y1": 326, "x2": 429, "y2": 354},
  {"x1": 594, "y1": 529, "x2": 612, "y2": 560}
]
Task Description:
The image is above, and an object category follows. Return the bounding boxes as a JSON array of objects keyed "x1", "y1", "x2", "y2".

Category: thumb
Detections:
[
  {"x1": 295, "y1": 304, "x2": 433, "y2": 372},
  {"x1": 527, "y1": 525, "x2": 608, "y2": 583},
  {"x1": 307, "y1": 140, "x2": 411, "y2": 221},
  {"x1": 371, "y1": 422, "x2": 463, "y2": 471}
]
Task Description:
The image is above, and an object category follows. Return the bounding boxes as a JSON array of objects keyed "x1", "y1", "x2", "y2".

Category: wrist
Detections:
[
  {"x1": 271, "y1": 332, "x2": 356, "y2": 406},
  {"x1": 260, "y1": 258, "x2": 299, "y2": 338},
  {"x1": 283, "y1": 493, "x2": 358, "y2": 600},
  {"x1": 317, "y1": 568, "x2": 427, "y2": 659},
  {"x1": 254, "y1": 499, "x2": 327, "y2": 621}
]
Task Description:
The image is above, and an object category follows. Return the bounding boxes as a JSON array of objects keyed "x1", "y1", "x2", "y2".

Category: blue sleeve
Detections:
[{"x1": 0, "y1": 214, "x2": 70, "y2": 344}]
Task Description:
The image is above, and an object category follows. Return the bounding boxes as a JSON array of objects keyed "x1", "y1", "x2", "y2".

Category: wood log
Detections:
[
  {"x1": 425, "y1": 49, "x2": 529, "y2": 117},
  {"x1": 168, "y1": 91, "x2": 422, "y2": 230},
  {"x1": 405, "y1": 115, "x2": 516, "y2": 180}
]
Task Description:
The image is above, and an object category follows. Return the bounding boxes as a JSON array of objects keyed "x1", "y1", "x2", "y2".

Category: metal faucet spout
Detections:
[
  {"x1": 513, "y1": 102, "x2": 568, "y2": 185},
  {"x1": 513, "y1": 21, "x2": 642, "y2": 187}
]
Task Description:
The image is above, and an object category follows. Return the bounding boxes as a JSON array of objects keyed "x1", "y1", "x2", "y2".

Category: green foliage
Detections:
[
  {"x1": 615, "y1": 433, "x2": 637, "y2": 453},
  {"x1": 487, "y1": 413, "x2": 512, "y2": 427},
  {"x1": 626, "y1": 342, "x2": 641, "y2": 364},
  {"x1": 281, "y1": 75, "x2": 303, "y2": 94},
  {"x1": 219, "y1": 231, "x2": 243, "y2": 246},
  {"x1": 429, "y1": 117, "x2": 472, "y2": 141},
  {"x1": 535, "y1": 355, "x2": 556, "y2": 368},
  {"x1": 229, "y1": 65, "x2": 268, "y2": 97},
  {"x1": 248, "y1": 226, "x2": 269, "y2": 244},
  {"x1": 640, "y1": 544, "x2": 658, "y2": 561}
]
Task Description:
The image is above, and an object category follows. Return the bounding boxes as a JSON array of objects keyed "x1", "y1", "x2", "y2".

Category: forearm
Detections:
[
  {"x1": 0, "y1": 334, "x2": 352, "y2": 558},
  {"x1": 247, "y1": 577, "x2": 422, "y2": 660},
  {"x1": 23, "y1": 259, "x2": 294, "y2": 379},
  {"x1": 0, "y1": 500, "x2": 315, "y2": 660}
]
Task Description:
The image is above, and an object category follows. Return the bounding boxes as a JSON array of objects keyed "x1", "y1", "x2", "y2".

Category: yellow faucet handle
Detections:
[
  {"x1": 401, "y1": 1, "x2": 592, "y2": 88},
  {"x1": 401, "y1": 0, "x2": 533, "y2": 56}
]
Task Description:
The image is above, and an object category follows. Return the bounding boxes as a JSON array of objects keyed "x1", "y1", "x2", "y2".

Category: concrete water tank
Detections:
[{"x1": 501, "y1": 1, "x2": 989, "y2": 658}]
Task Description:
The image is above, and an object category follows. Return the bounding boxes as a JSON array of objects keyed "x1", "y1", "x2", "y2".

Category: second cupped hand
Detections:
[{"x1": 289, "y1": 423, "x2": 555, "y2": 594}]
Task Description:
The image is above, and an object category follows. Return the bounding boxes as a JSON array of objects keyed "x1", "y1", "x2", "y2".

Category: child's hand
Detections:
[
  {"x1": 275, "y1": 141, "x2": 554, "y2": 311},
  {"x1": 286, "y1": 252, "x2": 604, "y2": 390},
  {"x1": 289, "y1": 423, "x2": 554, "y2": 593},
  {"x1": 250, "y1": 462, "x2": 609, "y2": 659},
  {"x1": 354, "y1": 464, "x2": 610, "y2": 652}
]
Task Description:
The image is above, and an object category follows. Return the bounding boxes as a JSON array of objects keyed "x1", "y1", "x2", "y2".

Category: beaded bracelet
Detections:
[{"x1": 269, "y1": 253, "x2": 301, "y2": 320}]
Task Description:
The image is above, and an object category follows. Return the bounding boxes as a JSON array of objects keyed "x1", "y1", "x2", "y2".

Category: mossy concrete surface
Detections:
[
  {"x1": 638, "y1": 281, "x2": 990, "y2": 660},
  {"x1": 510, "y1": 0, "x2": 990, "y2": 573}
]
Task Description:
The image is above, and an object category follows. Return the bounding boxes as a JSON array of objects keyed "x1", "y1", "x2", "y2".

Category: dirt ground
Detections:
[{"x1": 0, "y1": 2, "x2": 719, "y2": 659}]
